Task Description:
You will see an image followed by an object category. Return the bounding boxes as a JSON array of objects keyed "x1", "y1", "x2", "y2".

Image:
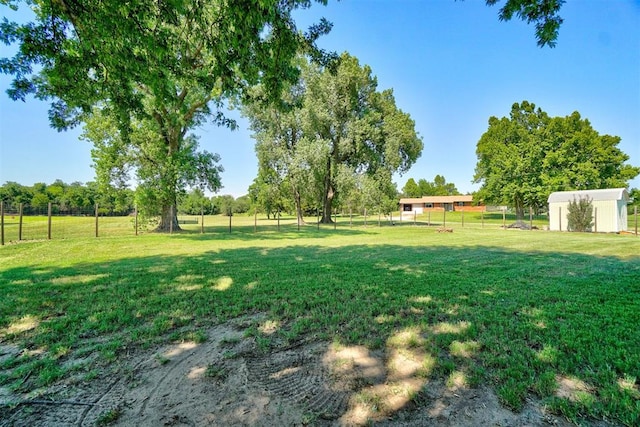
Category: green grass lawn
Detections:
[{"x1": 1, "y1": 221, "x2": 639, "y2": 425}]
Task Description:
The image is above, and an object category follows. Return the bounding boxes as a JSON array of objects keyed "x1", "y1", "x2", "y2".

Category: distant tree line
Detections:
[
  {"x1": 0, "y1": 180, "x2": 134, "y2": 215},
  {"x1": 178, "y1": 189, "x2": 251, "y2": 216},
  {"x1": 0, "y1": 181, "x2": 258, "y2": 217},
  {"x1": 401, "y1": 175, "x2": 461, "y2": 198}
]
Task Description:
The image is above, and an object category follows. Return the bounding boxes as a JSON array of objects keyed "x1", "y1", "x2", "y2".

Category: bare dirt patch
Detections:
[{"x1": 1, "y1": 316, "x2": 585, "y2": 426}]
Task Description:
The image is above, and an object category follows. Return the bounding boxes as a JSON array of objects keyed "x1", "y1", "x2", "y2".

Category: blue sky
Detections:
[{"x1": 1, "y1": 0, "x2": 639, "y2": 196}]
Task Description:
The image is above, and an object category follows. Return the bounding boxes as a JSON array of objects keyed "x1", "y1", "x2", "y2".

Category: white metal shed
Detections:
[{"x1": 547, "y1": 188, "x2": 629, "y2": 232}]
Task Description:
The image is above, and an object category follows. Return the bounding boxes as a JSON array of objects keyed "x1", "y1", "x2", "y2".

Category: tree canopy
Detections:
[
  {"x1": 402, "y1": 175, "x2": 460, "y2": 197},
  {"x1": 1, "y1": 0, "x2": 333, "y2": 230},
  {"x1": 474, "y1": 101, "x2": 640, "y2": 219},
  {"x1": 244, "y1": 53, "x2": 423, "y2": 223}
]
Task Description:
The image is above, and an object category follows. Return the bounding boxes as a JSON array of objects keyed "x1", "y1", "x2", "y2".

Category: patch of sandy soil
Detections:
[{"x1": 0, "y1": 315, "x2": 598, "y2": 426}]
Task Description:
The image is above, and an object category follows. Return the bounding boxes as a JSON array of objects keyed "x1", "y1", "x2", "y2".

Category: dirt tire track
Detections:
[
  {"x1": 245, "y1": 343, "x2": 349, "y2": 419},
  {"x1": 1, "y1": 317, "x2": 591, "y2": 426}
]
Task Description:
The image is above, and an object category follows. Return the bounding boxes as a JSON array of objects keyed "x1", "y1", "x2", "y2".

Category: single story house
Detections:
[
  {"x1": 399, "y1": 195, "x2": 484, "y2": 214},
  {"x1": 547, "y1": 188, "x2": 629, "y2": 232}
]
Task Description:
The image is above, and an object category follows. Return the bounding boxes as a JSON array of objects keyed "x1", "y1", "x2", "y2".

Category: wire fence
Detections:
[{"x1": 1, "y1": 202, "x2": 637, "y2": 245}]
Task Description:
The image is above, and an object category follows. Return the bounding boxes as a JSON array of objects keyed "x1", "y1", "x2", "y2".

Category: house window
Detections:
[
  {"x1": 425, "y1": 203, "x2": 433, "y2": 208},
  {"x1": 458, "y1": 201, "x2": 465, "y2": 206},
  {"x1": 403, "y1": 204, "x2": 412, "y2": 211}
]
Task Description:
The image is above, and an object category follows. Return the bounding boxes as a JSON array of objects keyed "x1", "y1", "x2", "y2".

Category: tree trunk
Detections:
[
  {"x1": 158, "y1": 204, "x2": 180, "y2": 232},
  {"x1": 293, "y1": 186, "x2": 306, "y2": 225},
  {"x1": 320, "y1": 155, "x2": 335, "y2": 223},
  {"x1": 321, "y1": 185, "x2": 334, "y2": 223},
  {"x1": 515, "y1": 199, "x2": 525, "y2": 222}
]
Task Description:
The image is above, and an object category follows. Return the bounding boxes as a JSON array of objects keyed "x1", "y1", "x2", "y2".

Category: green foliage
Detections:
[
  {"x1": 82, "y1": 109, "x2": 224, "y2": 229},
  {"x1": 474, "y1": 101, "x2": 640, "y2": 219},
  {"x1": 627, "y1": 188, "x2": 639, "y2": 213},
  {"x1": 0, "y1": 0, "x2": 334, "y2": 130},
  {"x1": 1, "y1": 0, "x2": 334, "y2": 231},
  {"x1": 0, "y1": 180, "x2": 134, "y2": 214},
  {"x1": 566, "y1": 196, "x2": 593, "y2": 232},
  {"x1": 402, "y1": 178, "x2": 421, "y2": 198},
  {"x1": 244, "y1": 53, "x2": 422, "y2": 223},
  {"x1": 486, "y1": 0, "x2": 564, "y2": 47},
  {"x1": 403, "y1": 175, "x2": 460, "y2": 197}
]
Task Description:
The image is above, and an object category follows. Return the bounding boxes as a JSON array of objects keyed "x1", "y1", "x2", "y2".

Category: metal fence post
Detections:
[
  {"x1": 18, "y1": 203, "x2": 23, "y2": 241},
  {"x1": 1, "y1": 201, "x2": 4, "y2": 246},
  {"x1": 48, "y1": 202, "x2": 52, "y2": 240}
]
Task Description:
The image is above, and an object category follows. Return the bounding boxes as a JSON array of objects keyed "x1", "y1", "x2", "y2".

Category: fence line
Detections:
[{"x1": 1, "y1": 202, "x2": 638, "y2": 245}]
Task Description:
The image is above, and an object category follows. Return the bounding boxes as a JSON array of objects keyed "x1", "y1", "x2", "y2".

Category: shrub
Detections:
[{"x1": 567, "y1": 196, "x2": 593, "y2": 232}]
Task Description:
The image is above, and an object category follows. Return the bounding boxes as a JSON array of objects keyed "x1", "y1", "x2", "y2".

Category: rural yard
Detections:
[
  {"x1": 2, "y1": 1, "x2": 639, "y2": 425},
  {"x1": 1, "y1": 222, "x2": 638, "y2": 426}
]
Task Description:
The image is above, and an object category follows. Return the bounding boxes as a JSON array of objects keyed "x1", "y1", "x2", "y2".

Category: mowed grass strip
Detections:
[{"x1": 1, "y1": 225, "x2": 639, "y2": 425}]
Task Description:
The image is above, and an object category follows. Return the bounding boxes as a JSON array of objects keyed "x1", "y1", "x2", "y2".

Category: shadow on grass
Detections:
[
  {"x1": 169, "y1": 222, "x2": 371, "y2": 241},
  {"x1": 1, "y1": 244, "x2": 639, "y2": 424}
]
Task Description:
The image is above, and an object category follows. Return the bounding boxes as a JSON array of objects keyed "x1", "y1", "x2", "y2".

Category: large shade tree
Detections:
[
  {"x1": 474, "y1": 101, "x2": 640, "y2": 219},
  {"x1": 244, "y1": 54, "x2": 423, "y2": 224},
  {"x1": 304, "y1": 53, "x2": 423, "y2": 222},
  {"x1": 0, "y1": 0, "x2": 334, "y2": 230}
]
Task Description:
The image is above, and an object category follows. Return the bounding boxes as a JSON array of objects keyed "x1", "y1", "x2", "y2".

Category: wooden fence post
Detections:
[
  {"x1": 502, "y1": 208, "x2": 506, "y2": 229},
  {"x1": 334, "y1": 209, "x2": 337, "y2": 230},
  {"x1": 18, "y1": 203, "x2": 23, "y2": 241},
  {"x1": 350, "y1": 207, "x2": 353, "y2": 228},
  {"x1": 135, "y1": 206, "x2": 138, "y2": 236},
  {"x1": 277, "y1": 211, "x2": 280, "y2": 232},
  {"x1": 529, "y1": 206, "x2": 533, "y2": 230},
  {"x1": 48, "y1": 202, "x2": 52, "y2": 240},
  {"x1": 228, "y1": 208, "x2": 232, "y2": 233},
  {"x1": 95, "y1": 203, "x2": 99, "y2": 238},
  {"x1": 255, "y1": 208, "x2": 258, "y2": 233},
  {"x1": 1, "y1": 201, "x2": 4, "y2": 246},
  {"x1": 317, "y1": 207, "x2": 320, "y2": 230}
]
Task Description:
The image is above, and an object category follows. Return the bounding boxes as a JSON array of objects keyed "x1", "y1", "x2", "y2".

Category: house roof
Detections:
[
  {"x1": 399, "y1": 195, "x2": 473, "y2": 204},
  {"x1": 547, "y1": 188, "x2": 629, "y2": 204}
]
